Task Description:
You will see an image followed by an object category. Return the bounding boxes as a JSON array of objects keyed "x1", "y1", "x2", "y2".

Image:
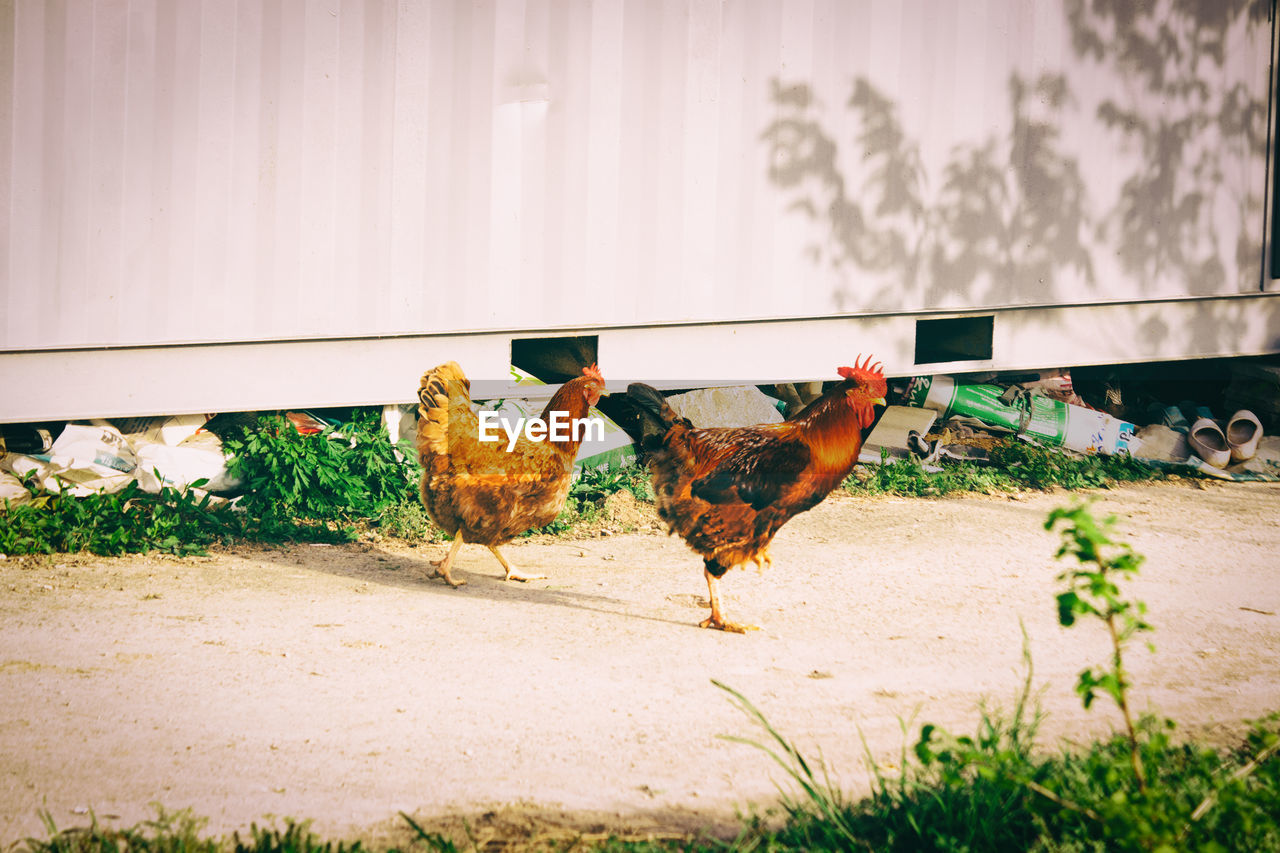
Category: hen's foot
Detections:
[
  {"x1": 487, "y1": 545, "x2": 545, "y2": 582},
  {"x1": 428, "y1": 567, "x2": 467, "y2": 588},
  {"x1": 429, "y1": 538, "x2": 466, "y2": 588},
  {"x1": 698, "y1": 614, "x2": 758, "y2": 633},
  {"x1": 502, "y1": 569, "x2": 547, "y2": 583}
]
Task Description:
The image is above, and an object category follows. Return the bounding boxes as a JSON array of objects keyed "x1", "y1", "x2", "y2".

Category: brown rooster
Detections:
[
  {"x1": 627, "y1": 358, "x2": 887, "y2": 632},
  {"x1": 416, "y1": 362, "x2": 606, "y2": 587}
]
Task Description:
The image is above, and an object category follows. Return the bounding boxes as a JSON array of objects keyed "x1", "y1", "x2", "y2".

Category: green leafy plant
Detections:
[
  {"x1": 846, "y1": 450, "x2": 1011, "y2": 497},
  {"x1": 0, "y1": 476, "x2": 239, "y2": 557},
  {"x1": 992, "y1": 440, "x2": 1157, "y2": 490},
  {"x1": 844, "y1": 439, "x2": 1167, "y2": 498},
  {"x1": 570, "y1": 463, "x2": 654, "y2": 505},
  {"x1": 221, "y1": 410, "x2": 420, "y2": 541},
  {"x1": 571, "y1": 465, "x2": 630, "y2": 503},
  {"x1": 223, "y1": 411, "x2": 409, "y2": 520},
  {"x1": 1039, "y1": 500, "x2": 1280, "y2": 850},
  {"x1": 1047, "y1": 499, "x2": 1152, "y2": 787}
]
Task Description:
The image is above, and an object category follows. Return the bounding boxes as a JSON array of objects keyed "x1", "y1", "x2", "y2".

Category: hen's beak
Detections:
[{"x1": 874, "y1": 397, "x2": 887, "y2": 407}]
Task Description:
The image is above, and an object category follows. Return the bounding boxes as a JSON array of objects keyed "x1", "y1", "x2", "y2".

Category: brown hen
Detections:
[{"x1": 416, "y1": 362, "x2": 606, "y2": 587}]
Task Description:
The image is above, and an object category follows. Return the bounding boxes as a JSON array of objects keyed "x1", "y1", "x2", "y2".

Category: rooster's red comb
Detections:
[
  {"x1": 837, "y1": 355, "x2": 884, "y2": 380},
  {"x1": 581, "y1": 363, "x2": 604, "y2": 383}
]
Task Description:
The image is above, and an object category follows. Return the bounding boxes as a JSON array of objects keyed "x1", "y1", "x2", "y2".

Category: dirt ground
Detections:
[{"x1": 2, "y1": 479, "x2": 1279, "y2": 847}]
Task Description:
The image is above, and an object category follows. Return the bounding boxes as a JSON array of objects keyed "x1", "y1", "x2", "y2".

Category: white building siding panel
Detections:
[{"x1": 1, "y1": 0, "x2": 1274, "y2": 351}]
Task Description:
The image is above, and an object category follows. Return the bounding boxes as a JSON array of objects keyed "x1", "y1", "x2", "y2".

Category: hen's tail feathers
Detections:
[{"x1": 417, "y1": 362, "x2": 470, "y2": 456}]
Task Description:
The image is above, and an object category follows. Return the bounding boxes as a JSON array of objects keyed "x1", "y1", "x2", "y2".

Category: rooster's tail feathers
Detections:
[
  {"x1": 417, "y1": 361, "x2": 469, "y2": 456},
  {"x1": 625, "y1": 383, "x2": 672, "y2": 420},
  {"x1": 626, "y1": 383, "x2": 694, "y2": 446}
]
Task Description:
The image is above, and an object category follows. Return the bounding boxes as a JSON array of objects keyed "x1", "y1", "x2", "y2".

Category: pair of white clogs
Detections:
[{"x1": 1188, "y1": 410, "x2": 1263, "y2": 469}]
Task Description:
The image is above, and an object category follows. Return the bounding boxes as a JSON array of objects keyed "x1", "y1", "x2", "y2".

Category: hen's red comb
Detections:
[
  {"x1": 837, "y1": 355, "x2": 884, "y2": 380},
  {"x1": 581, "y1": 363, "x2": 604, "y2": 383}
]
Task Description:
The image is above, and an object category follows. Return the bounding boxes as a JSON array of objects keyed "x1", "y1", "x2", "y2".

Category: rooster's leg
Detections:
[
  {"x1": 429, "y1": 536, "x2": 466, "y2": 588},
  {"x1": 698, "y1": 566, "x2": 757, "y2": 633},
  {"x1": 488, "y1": 546, "x2": 547, "y2": 582}
]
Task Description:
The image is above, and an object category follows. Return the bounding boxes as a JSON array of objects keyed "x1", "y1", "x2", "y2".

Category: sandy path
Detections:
[{"x1": 2, "y1": 480, "x2": 1279, "y2": 844}]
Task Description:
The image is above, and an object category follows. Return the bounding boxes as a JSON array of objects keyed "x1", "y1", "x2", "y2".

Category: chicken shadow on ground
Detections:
[{"x1": 246, "y1": 538, "x2": 702, "y2": 630}]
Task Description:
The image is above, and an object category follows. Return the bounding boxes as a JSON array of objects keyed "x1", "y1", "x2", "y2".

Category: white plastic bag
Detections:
[
  {"x1": 0, "y1": 468, "x2": 30, "y2": 505},
  {"x1": 37, "y1": 424, "x2": 138, "y2": 494},
  {"x1": 134, "y1": 442, "x2": 241, "y2": 494}
]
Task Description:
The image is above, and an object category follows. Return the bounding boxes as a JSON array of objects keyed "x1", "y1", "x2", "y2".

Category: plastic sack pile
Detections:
[{"x1": 0, "y1": 416, "x2": 242, "y2": 505}]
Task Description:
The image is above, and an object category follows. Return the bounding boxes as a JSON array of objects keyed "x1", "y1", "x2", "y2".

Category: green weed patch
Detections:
[{"x1": 845, "y1": 439, "x2": 1170, "y2": 498}]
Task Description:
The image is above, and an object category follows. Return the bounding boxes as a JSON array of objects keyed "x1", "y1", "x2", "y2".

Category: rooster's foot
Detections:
[{"x1": 698, "y1": 614, "x2": 758, "y2": 634}]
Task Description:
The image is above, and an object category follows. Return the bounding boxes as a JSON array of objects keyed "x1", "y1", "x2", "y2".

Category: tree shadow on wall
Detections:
[
  {"x1": 1068, "y1": 0, "x2": 1270, "y2": 296},
  {"x1": 764, "y1": 72, "x2": 1094, "y2": 311},
  {"x1": 763, "y1": 0, "x2": 1269, "y2": 332}
]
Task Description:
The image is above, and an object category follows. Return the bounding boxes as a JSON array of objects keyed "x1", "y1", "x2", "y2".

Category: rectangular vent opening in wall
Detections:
[
  {"x1": 914, "y1": 316, "x2": 994, "y2": 365},
  {"x1": 510, "y1": 334, "x2": 600, "y2": 383}
]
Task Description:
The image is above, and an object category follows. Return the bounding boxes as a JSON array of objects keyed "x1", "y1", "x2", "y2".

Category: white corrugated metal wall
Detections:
[{"x1": 1, "y1": 0, "x2": 1277, "y2": 419}]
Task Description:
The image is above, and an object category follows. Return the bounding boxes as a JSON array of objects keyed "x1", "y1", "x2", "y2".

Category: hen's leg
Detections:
[
  {"x1": 429, "y1": 536, "x2": 466, "y2": 588},
  {"x1": 698, "y1": 566, "x2": 757, "y2": 633},
  {"x1": 488, "y1": 546, "x2": 547, "y2": 582}
]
